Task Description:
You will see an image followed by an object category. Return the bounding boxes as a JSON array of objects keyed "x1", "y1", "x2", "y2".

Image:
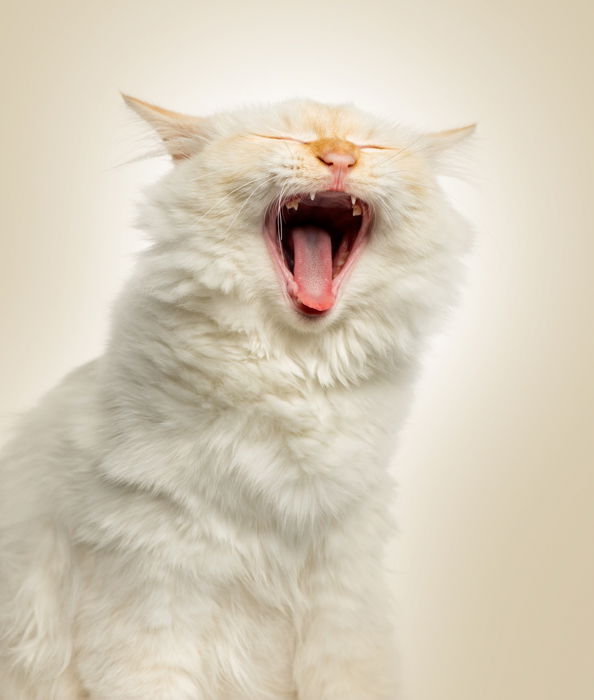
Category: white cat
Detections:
[{"x1": 0, "y1": 96, "x2": 474, "y2": 699}]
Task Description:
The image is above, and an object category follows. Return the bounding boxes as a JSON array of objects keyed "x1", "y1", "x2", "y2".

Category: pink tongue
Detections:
[{"x1": 291, "y1": 225, "x2": 335, "y2": 311}]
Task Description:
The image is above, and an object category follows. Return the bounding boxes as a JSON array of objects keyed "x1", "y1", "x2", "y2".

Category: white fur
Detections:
[{"x1": 0, "y1": 99, "x2": 473, "y2": 698}]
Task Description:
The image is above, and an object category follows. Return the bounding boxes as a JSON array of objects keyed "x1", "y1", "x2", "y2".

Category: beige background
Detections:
[{"x1": 1, "y1": 0, "x2": 593, "y2": 698}]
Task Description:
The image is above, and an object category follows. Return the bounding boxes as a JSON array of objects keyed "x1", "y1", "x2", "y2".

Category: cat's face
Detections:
[{"x1": 127, "y1": 97, "x2": 473, "y2": 341}]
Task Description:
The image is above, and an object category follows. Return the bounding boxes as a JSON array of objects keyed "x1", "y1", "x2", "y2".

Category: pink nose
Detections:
[{"x1": 318, "y1": 151, "x2": 357, "y2": 169}]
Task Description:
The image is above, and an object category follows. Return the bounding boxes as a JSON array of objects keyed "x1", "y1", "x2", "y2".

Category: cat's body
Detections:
[{"x1": 0, "y1": 98, "x2": 473, "y2": 699}]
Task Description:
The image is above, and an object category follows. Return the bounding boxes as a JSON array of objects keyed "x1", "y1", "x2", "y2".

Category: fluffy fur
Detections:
[{"x1": 0, "y1": 98, "x2": 473, "y2": 699}]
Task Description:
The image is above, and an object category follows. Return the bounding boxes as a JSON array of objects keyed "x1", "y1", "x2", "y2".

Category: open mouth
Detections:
[{"x1": 264, "y1": 191, "x2": 372, "y2": 316}]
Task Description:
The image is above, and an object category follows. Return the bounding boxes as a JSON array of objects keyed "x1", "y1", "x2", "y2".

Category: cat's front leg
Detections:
[
  {"x1": 74, "y1": 549, "x2": 208, "y2": 700},
  {"x1": 75, "y1": 614, "x2": 206, "y2": 700},
  {"x1": 293, "y1": 524, "x2": 399, "y2": 700},
  {"x1": 294, "y1": 588, "x2": 398, "y2": 700},
  {"x1": 294, "y1": 599, "x2": 398, "y2": 700}
]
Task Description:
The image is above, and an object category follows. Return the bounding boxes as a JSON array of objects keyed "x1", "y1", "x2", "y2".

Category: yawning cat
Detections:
[{"x1": 0, "y1": 96, "x2": 474, "y2": 699}]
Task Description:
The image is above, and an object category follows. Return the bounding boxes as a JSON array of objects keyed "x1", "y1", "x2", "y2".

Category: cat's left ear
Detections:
[
  {"x1": 122, "y1": 94, "x2": 207, "y2": 162},
  {"x1": 418, "y1": 124, "x2": 476, "y2": 170}
]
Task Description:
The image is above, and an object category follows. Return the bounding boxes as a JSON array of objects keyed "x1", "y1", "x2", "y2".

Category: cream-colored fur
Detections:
[{"x1": 0, "y1": 98, "x2": 474, "y2": 699}]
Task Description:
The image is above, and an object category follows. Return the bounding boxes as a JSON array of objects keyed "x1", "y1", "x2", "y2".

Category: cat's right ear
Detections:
[
  {"x1": 122, "y1": 94, "x2": 207, "y2": 162},
  {"x1": 417, "y1": 123, "x2": 476, "y2": 175}
]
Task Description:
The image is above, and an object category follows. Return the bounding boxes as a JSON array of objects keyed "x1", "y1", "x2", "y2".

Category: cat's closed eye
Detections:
[{"x1": 250, "y1": 132, "x2": 396, "y2": 151}]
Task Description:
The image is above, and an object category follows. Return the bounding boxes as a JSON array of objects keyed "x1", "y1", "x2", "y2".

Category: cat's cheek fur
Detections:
[{"x1": 0, "y1": 99, "x2": 473, "y2": 698}]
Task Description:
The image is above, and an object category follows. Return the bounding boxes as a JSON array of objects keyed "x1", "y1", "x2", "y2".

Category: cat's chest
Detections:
[
  {"x1": 182, "y1": 381, "x2": 393, "y2": 530},
  {"x1": 93, "y1": 369, "x2": 398, "y2": 568},
  {"x1": 201, "y1": 375, "x2": 389, "y2": 458},
  {"x1": 196, "y1": 381, "x2": 387, "y2": 481}
]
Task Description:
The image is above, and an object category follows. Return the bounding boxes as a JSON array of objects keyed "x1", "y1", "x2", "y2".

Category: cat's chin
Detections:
[{"x1": 264, "y1": 190, "x2": 372, "y2": 318}]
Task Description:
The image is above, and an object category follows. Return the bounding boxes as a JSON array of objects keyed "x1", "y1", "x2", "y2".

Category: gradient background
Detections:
[{"x1": 1, "y1": 1, "x2": 593, "y2": 698}]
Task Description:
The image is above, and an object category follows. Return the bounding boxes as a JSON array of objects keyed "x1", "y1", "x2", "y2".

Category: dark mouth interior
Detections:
[{"x1": 276, "y1": 191, "x2": 364, "y2": 276}]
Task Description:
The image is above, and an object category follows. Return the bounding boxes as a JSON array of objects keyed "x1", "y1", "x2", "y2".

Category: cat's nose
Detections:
[
  {"x1": 317, "y1": 150, "x2": 357, "y2": 169},
  {"x1": 310, "y1": 138, "x2": 360, "y2": 190},
  {"x1": 310, "y1": 138, "x2": 360, "y2": 170}
]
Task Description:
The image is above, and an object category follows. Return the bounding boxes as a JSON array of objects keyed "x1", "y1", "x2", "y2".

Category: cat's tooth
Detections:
[
  {"x1": 351, "y1": 196, "x2": 356, "y2": 207},
  {"x1": 285, "y1": 197, "x2": 299, "y2": 211},
  {"x1": 352, "y1": 203, "x2": 362, "y2": 216},
  {"x1": 310, "y1": 192, "x2": 316, "y2": 201}
]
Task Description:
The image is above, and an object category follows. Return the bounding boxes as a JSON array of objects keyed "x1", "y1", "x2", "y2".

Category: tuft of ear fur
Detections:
[
  {"x1": 422, "y1": 124, "x2": 476, "y2": 153},
  {"x1": 121, "y1": 94, "x2": 207, "y2": 161},
  {"x1": 419, "y1": 123, "x2": 476, "y2": 176}
]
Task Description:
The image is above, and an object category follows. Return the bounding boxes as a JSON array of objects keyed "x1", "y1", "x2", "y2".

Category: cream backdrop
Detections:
[{"x1": 1, "y1": 1, "x2": 593, "y2": 698}]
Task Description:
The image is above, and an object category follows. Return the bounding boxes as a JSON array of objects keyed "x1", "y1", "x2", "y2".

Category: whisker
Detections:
[
  {"x1": 190, "y1": 175, "x2": 277, "y2": 228},
  {"x1": 370, "y1": 134, "x2": 426, "y2": 168},
  {"x1": 276, "y1": 181, "x2": 290, "y2": 247},
  {"x1": 219, "y1": 181, "x2": 272, "y2": 239}
]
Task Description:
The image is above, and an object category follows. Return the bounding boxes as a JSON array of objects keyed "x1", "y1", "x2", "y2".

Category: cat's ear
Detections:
[
  {"x1": 421, "y1": 124, "x2": 476, "y2": 154},
  {"x1": 122, "y1": 94, "x2": 207, "y2": 161},
  {"x1": 418, "y1": 124, "x2": 476, "y2": 173}
]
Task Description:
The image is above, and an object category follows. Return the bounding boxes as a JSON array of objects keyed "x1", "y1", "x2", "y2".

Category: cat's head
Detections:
[{"x1": 125, "y1": 96, "x2": 473, "y2": 374}]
